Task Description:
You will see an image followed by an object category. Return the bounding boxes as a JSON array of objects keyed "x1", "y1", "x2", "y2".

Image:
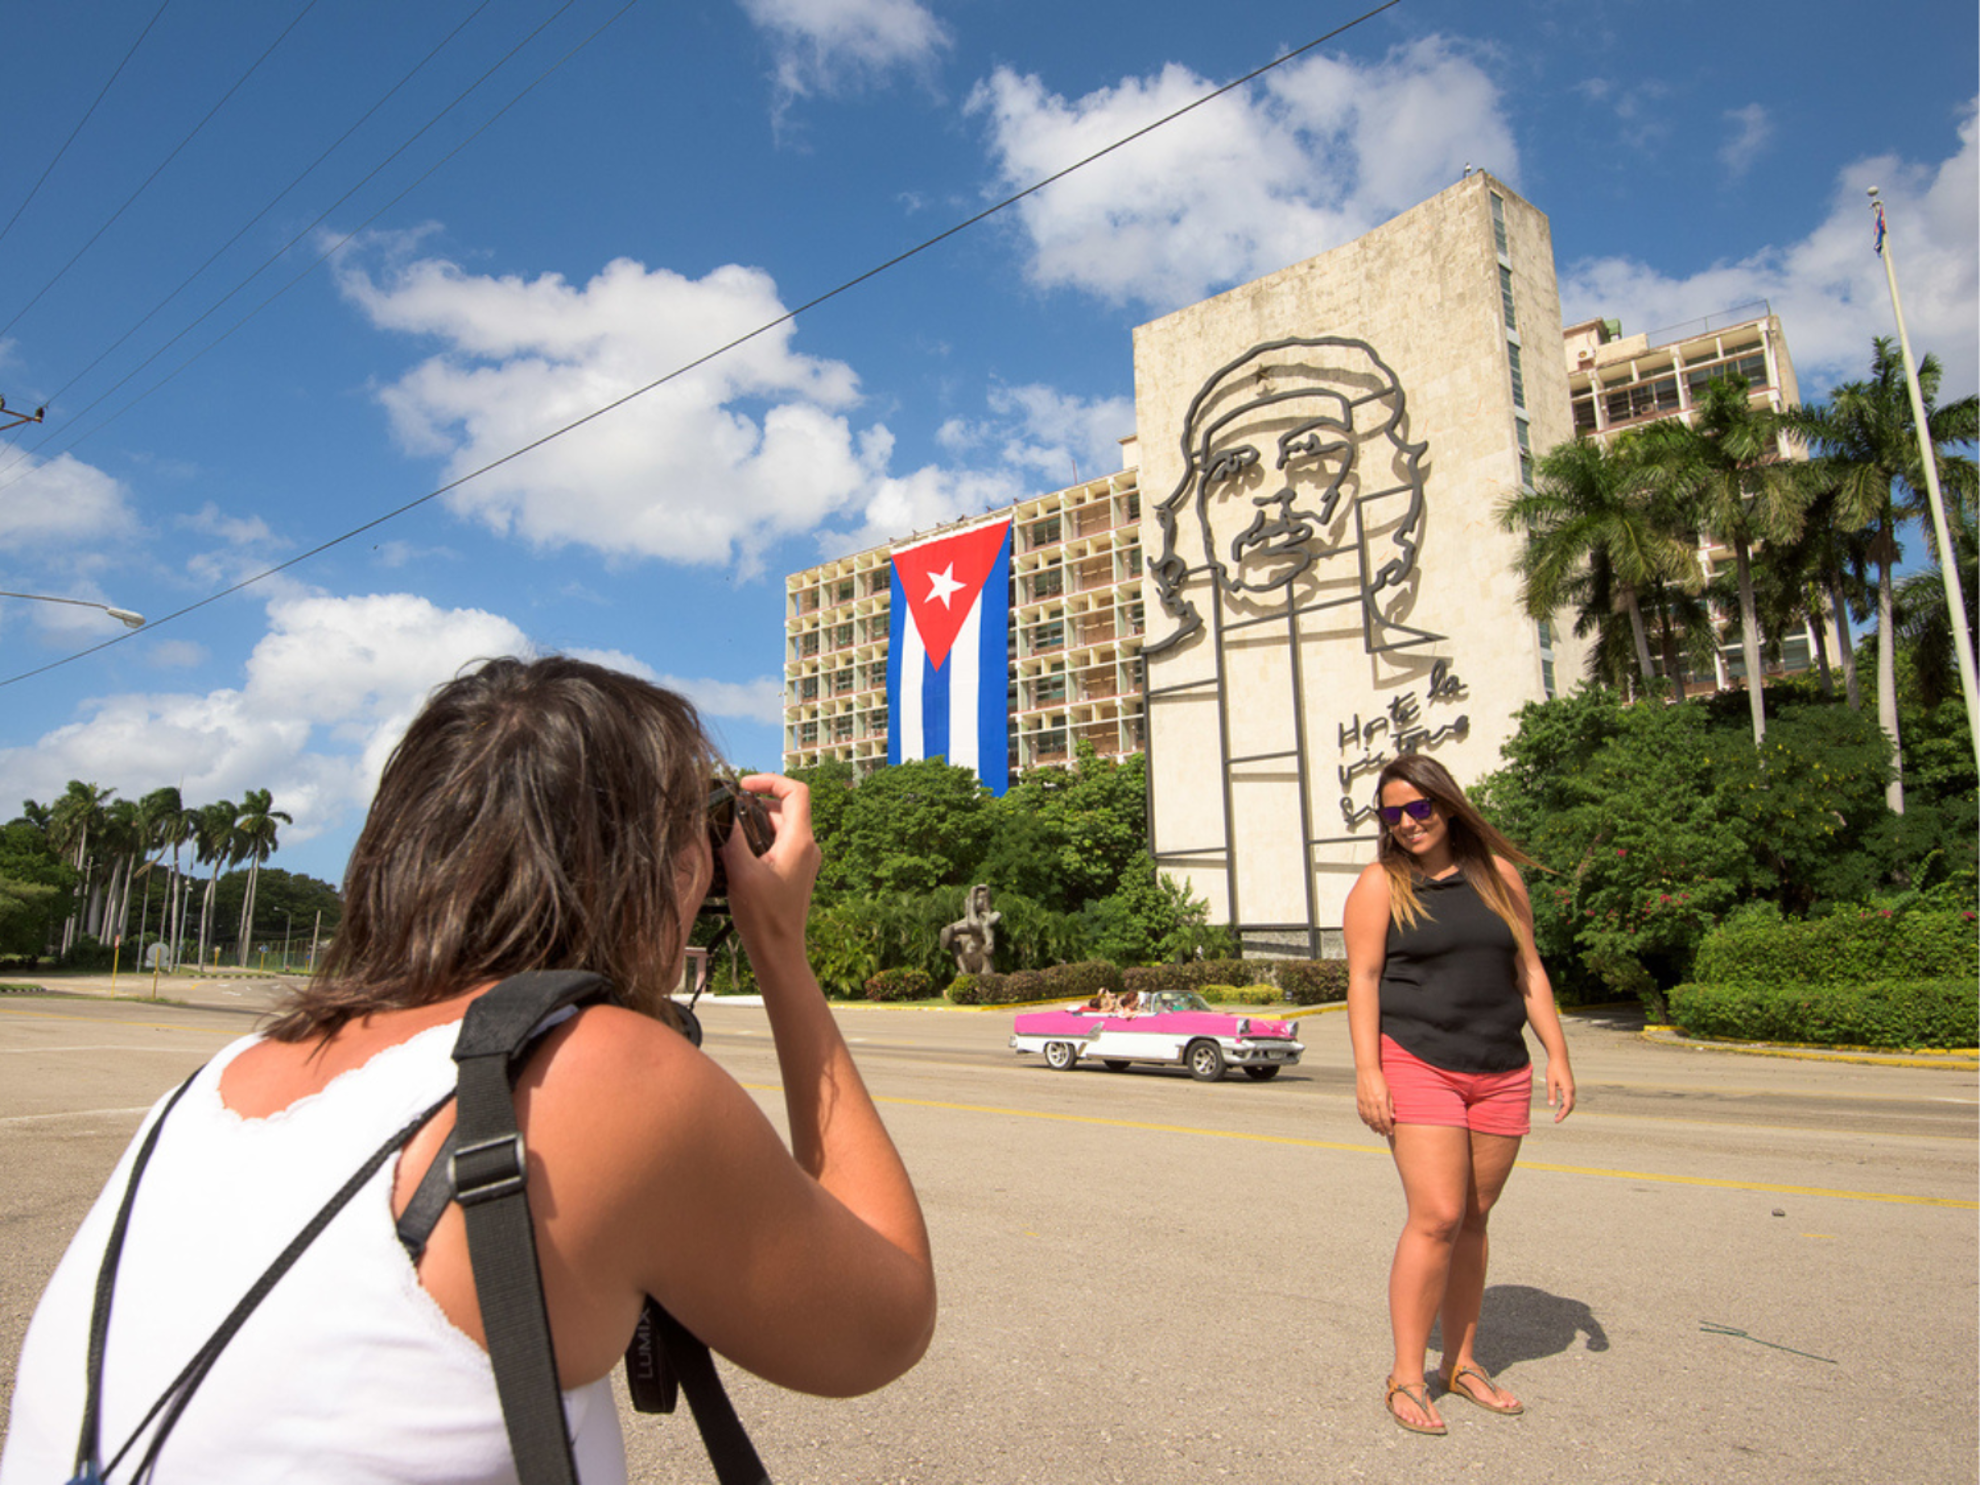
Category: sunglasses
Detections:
[
  {"x1": 1377, "y1": 799, "x2": 1437, "y2": 827},
  {"x1": 704, "y1": 771, "x2": 774, "y2": 896}
]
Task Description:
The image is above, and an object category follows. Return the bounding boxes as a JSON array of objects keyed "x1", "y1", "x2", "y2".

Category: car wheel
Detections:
[
  {"x1": 1242, "y1": 1064, "x2": 1282, "y2": 1081},
  {"x1": 1044, "y1": 1040, "x2": 1079, "y2": 1071},
  {"x1": 1185, "y1": 1039, "x2": 1226, "y2": 1082},
  {"x1": 1102, "y1": 1059, "x2": 1130, "y2": 1072}
]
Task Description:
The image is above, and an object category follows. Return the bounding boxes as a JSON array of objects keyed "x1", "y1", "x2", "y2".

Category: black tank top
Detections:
[{"x1": 1377, "y1": 870, "x2": 1530, "y2": 1074}]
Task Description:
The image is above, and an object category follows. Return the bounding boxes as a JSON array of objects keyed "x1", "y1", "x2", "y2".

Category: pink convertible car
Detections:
[{"x1": 1010, "y1": 989, "x2": 1304, "y2": 1081}]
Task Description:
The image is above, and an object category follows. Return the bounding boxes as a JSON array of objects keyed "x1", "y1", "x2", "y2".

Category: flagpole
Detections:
[{"x1": 1867, "y1": 186, "x2": 1980, "y2": 771}]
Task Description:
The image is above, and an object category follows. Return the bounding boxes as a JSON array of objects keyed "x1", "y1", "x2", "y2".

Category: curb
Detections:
[{"x1": 1639, "y1": 1024, "x2": 1979, "y2": 1071}]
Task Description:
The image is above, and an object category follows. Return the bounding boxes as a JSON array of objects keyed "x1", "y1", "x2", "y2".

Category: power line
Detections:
[
  {"x1": 11, "y1": 0, "x2": 503, "y2": 432},
  {"x1": 0, "y1": 0, "x2": 1402, "y2": 691},
  {"x1": 0, "y1": 1, "x2": 322, "y2": 343},
  {"x1": 0, "y1": 0, "x2": 591, "y2": 492},
  {"x1": 0, "y1": 0, "x2": 173, "y2": 251}
]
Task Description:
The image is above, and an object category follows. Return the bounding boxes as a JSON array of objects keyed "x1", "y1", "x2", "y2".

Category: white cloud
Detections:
[
  {"x1": 1719, "y1": 103, "x2": 1774, "y2": 177},
  {"x1": 0, "y1": 593, "x2": 527, "y2": 850},
  {"x1": 0, "y1": 452, "x2": 135, "y2": 548},
  {"x1": 569, "y1": 646, "x2": 786, "y2": 727},
  {"x1": 340, "y1": 249, "x2": 1025, "y2": 573},
  {"x1": 1561, "y1": 100, "x2": 1979, "y2": 400},
  {"x1": 935, "y1": 382, "x2": 1135, "y2": 486},
  {"x1": 739, "y1": 0, "x2": 950, "y2": 107},
  {"x1": 968, "y1": 37, "x2": 1516, "y2": 308}
]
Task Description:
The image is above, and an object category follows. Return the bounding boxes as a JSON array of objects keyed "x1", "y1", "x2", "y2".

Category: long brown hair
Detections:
[
  {"x1": 1374, "y1": 753, "x2": 1536, "y2": 942},
  {"x1": 265, "y1": 655, "x2": 716, "y2": 1042}
]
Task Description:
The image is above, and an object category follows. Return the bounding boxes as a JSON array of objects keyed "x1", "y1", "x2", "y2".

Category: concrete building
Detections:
[
  {"x1": 782, "y1": 172, "x2": 1806, "y2": 951},
  {"x1": 1564, "y1": 304, "x2": 1816, "y2": 691}
]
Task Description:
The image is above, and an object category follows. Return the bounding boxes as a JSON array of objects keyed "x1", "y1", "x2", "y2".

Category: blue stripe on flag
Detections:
[
  {"x1": 923, "y1": 651, "x2": 949, "y2": 761},
  {"x1": 976, "y1": 533, "x2": 1011, "y2": 794},
  {"x1": 886, "y1": 564, "x2": 905, "y2": 766}
]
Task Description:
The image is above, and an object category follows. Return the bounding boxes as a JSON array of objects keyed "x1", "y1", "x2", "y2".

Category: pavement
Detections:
[{"x1": 1, "y1": 982, "x2": 1974, "y2": 1483}]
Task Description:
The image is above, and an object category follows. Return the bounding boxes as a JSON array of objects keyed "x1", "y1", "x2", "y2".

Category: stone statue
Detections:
[{"x1": 940, "y1": 883, "x2": 1002, "y2": 976}]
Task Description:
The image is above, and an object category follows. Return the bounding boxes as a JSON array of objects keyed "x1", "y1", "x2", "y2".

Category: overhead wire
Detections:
[
  {"x1": 0, "y1": 0, "x2": 1403, "y2": 691},
  {"x1": 0, "y1": 0, "x2": 587, "y2": 492},
  {"x1": 0, "y1": 1, "x2": 323, "y2": 343},
  {"x1": 5, "y1": 0, "x2": 503, "y2": 446},
  {"x1": 0, "y1": 0, "x2": 173, "y2": 251}
]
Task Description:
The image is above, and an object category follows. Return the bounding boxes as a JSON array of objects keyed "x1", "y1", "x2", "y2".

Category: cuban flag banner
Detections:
[{"x1": 888, "y1": 519, "x2": 1012, "y2": 795}]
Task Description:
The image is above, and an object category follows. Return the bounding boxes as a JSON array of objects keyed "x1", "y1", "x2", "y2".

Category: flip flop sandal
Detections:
[
  {"x1": 1442, "y1": 1363, "x2": 1525, "y2": 1416},
  {"x1": 1384, "y1": 1376, "x2": 1447, "y2": 1436}
]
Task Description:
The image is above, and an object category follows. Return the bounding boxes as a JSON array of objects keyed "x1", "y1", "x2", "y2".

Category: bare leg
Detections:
[
  {"x1": 1384, "y1": 1124, "x2": 1473, "y2": 1431},
  {"x1": 1438, "y1": 1129, "x2": 1524, "y2": 1411}
]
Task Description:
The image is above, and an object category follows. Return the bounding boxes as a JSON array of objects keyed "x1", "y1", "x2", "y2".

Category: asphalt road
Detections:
[{"x1": 2, "y1": 983, "x2": 1974, "y2": 1484}]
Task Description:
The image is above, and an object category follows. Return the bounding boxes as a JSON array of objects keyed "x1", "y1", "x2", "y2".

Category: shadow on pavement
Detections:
[{"x1": 1433, "y1": 1284, "x2": 1611, "y2": 1370}]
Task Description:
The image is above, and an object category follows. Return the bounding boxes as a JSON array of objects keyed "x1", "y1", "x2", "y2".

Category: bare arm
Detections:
[
  {"x1": 1497, "y1": 859, "x2": 1575, "y2": 1122},
  {"x1": 1342, "y1": 863, "x2": 1394, "y2": 1136},
  {"x1": 590, "y1": 775, "x2": 935, "y2": 1396}
]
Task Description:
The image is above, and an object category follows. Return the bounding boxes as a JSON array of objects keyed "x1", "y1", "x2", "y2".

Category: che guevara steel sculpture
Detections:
[{"x1": 1143, "y1": 335, "x2": 1441, "y2": 659}]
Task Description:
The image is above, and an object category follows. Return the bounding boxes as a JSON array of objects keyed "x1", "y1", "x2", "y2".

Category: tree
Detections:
[
  {"x1": 1783, "y1": 339, "x2": 1980, "y2": 810},
  {"x1": 231, "y1": 788, "x2": 293, "y2": 965},
  {"x1": 0, "y1": 821, "x2": 74, "y2": 961},
  {"x1": 1643, "y1": 374, "x2": 1813, "y2": 746},
  {"x1": 1498, "y1": 436, "x2": 1700, "y2": 695},
  {"x1": 815, "y1": 759, "x2": 993, "y2": 899},
  {"x1": 47, "y1": 781, "x2": 115, "y2": 955},
  {"x1": 192, "y1": 799, "x2": 241, "y2": 971}
]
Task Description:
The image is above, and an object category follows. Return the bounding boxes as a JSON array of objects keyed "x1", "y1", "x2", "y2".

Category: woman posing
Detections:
[
  {"x1": 1, "y1": 656, "x2": 936, "y2": 1483},
  {"x1": 1344, "y1": 754, "x2": 1574, "y2": 1436}
]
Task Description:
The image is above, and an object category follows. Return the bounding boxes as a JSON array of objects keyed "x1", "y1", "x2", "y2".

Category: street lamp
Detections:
[{"x1": 0, "y1": 590, "x2": 145, "y2": 628}]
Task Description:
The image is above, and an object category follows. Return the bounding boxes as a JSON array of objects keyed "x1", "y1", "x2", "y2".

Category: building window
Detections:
[
  {"x1": 1507, "y1": 342, "x2": 1526, "y2": 409},
  {"x1": 1519, "y1": 453, "x2": 1534, "y2": 489},
  {"x1": 833, "y1": 669, "x2": 854, "y2": 694},
  {"x1": 1515, "y1": 416, "x2": 1531, "y2": 453},
  {"x1": 1541, "y1": 657, "x2": 1556, "y2": 698},
  {"x1": 1489, "y1": 192, "x2": 1509, "y2": 258},
  {"x1": 1686, "y1": 351, "x2": 1768, "y2": 395},
  {"x1": 1124, "y1": 492, "x2": 1141, "y2": 522},
  {"x1": 1604, "y1": 376, "x2": 1681, "y2": 424},
  {"x1": 832, "y1": 622, "x2": 854, "y2": 649},
  {"x1": 1031, "y1": 674, "x2": 1067, "y2": 706},
  {"x1": 1029, "y1": 515, "x2": 1061, "y2": 548},
  {"x1": 800, "y1": 633, "x2": 820, "y2": 658},
  {"x1": 1498, "y1": 265, "x2": 1517, "y2": 331},
  {"x1": 799, "y1": 676, "x2": 818, "y2": 701},
  {"x1": 1030, "y1": 566, "x2": 1063, "y2": 601},
  {"x1": 799, "y1": 722, "x2": 818, "y2": 746},
  {"x1": 1030, "y1": 620, "x2": 1064, "y2": 652},
  {"x1": 834, "y1": 579, "x2": 854, "y2": 604},
  {"x1": 1572, "y1": 395, "x2": 1597, "y2": 434}
]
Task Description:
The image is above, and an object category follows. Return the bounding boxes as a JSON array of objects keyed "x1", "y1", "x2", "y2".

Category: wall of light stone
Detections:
[{"x1": 1132, "y1": 173, "x2": 1585, "y2": 953}]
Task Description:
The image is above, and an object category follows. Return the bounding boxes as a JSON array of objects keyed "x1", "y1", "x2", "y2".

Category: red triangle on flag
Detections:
[{"x1": 892, "y1": 521, "x2": 1010, "y2": 668}]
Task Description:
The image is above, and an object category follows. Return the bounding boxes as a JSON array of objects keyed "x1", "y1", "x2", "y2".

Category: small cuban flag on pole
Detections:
[
  {"x1": 1873, "y1": 199, "x2": 1887, "y2": 255},
  {"x1": 887, "y1": 518, "x2": 1013, "y2": 795}
]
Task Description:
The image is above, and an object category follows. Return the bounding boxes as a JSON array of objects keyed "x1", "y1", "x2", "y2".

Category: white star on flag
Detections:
[{"x1": 925, "y1": 564, "x2": 966, "y2": 608}]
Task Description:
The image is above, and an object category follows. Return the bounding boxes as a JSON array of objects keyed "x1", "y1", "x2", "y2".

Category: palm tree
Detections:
[
  {"x1": 132, "y1": 787, "x2": 187, "y2": 963},
  {"x1": 47, "y1": 781, "x2": 115, "y2": 955},
  {"x1": 1893, "y1": 505, "x2": 1979, "y2": 712},
  {"x1": 1784, "y1": 339, "x2": 1978, "y2": 810},
  {"x1": 231, "y1": 788, "x2": 292, "y2": 966},
  {"x1": 1642, "y1": 374, "x2": 1813, "y2": 747},
  {"x1": 192, "y1": 799, "x2": 240, "y2": 973},
  {"x1": 1499, "y1": 436, "x2": 1703, "y2": 695}
]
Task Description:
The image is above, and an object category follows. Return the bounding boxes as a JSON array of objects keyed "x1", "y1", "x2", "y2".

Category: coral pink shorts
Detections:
[{"x1": 1380, "y1": 1035, "x2": 1532, "y2": 1137}]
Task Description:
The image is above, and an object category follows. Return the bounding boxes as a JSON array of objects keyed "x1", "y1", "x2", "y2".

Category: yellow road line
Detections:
[
  {"x1": 0, "y1": 1005, "x2": 236, "y2": 1036},
  {"x1": 788, "y1": 1088, "x2": 1977, "y2": 1211}
]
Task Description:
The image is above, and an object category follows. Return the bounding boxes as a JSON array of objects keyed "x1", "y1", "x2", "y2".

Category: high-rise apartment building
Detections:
[{"x1": 1564, "y1": 304, "x2": 1815, "y2": 689}]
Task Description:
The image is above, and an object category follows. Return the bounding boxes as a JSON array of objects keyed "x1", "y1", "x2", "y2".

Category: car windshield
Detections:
[{"x1": 1163, "y1": 991, "x2": 1212, "y2": 1013}]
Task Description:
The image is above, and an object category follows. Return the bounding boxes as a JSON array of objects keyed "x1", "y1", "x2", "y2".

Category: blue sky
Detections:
[{"x1": 1, "y1": 0, "x2": 1974, "y2": 886}]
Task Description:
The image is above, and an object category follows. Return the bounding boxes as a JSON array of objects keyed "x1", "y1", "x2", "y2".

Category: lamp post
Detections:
[
  {"x1": 1866, "y1": 187, "x2": 1980, "y2": 772},
  {"x1": 0, "y1": 590, "x2": 146, "y2": 628}
]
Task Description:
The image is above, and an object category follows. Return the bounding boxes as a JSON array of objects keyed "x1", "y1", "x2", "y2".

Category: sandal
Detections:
[
  {"x1": 1384, "y1": 1375, "x2": 1447, "y2": 1436},
  {"x1": 1441, "y1": 1362, "x2": 1524, "y2": 1416}
]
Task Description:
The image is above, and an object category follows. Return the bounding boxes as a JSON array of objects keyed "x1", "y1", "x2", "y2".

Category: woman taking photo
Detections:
[
  {"x1": 1344, "y1": 753, "x2": 1574, "y2": 1436},
  {"x1": 2, "y1": 656, "x2": 936, "y2": 1483}
]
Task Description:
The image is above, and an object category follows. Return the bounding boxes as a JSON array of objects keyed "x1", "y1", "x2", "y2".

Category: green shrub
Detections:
[
  {"x1": 945, "y1": 971, "x2": 1011, "y2": 1005},
  {"x1": 1198, "y1": 983, "x2": 1239, "y2": 1003},
  {"x1": 864, "y1": 967, "x2": 932, "y2": 1002},
  {"x1": 1277, "y1": 959, "x2": 1349, "y2": 1005},
  {"x1": 1237, "y1": 983, "x2": 1281, "y2": 1005},
  {"x1": 61, "y1": 934, "x2": 116, "y2": 972},
  {"x1": 1691, "y1": 908, "x2": 1977, "y2": 989},
  {"x1": 1040, "y1": 959, "x2": 1124, "y2": 1000},
  {"x1": 1668, "y1": 977, "x2": 1978, "y2": 1049},
  {"x1": 1003, "y1": 969, "x2": 1048, "y2": 1003}
]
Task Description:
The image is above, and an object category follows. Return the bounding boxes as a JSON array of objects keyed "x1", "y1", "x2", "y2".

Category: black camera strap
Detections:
[{"x1": 73, "y1": 971, "x2": 768, "y2": 1485}]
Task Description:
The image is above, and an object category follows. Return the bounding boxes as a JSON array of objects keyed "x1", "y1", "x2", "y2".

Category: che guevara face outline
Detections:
[{"x1": 1145, "y1": 336, "x2": 1429, "y2": 659}]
